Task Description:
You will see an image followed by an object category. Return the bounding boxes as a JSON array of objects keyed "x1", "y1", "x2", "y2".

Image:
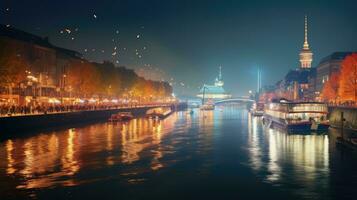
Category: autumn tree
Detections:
[
  {"x1": 66, "y1": 59, "x2": 100, "y2": 97},
  {"x1": 91, "y1": 62, "x2": 173, "y2": 99},
  {"x1": 338, "y1": 53, "x2": 357, "y2": 102},
  {"x1": 0, "y1": 34, "x2": 174, "y2": 101},
  {"x1": 321, "y1": 72, "x2": 340, "y2": 102},
  {"x1": 0, "y1": 39, "x2": 28, "y2": 89},
  {"x1": 143, "y1": 80, "x2": 154, "y2": 97},
  {"x1": 131, "y1": 77, "x2": 145, "y2": 97},
  {"x1": 95, "y1": 62, "x2": 122, "y2": 97},
  {"x1": 259, "y1": 92, "x2": 277, "y2": 103}
]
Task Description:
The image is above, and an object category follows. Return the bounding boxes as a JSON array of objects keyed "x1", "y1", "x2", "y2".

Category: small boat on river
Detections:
[
  {"x1": 250, "y1": 102, "x2": 264, "y2": 116},
  {"x1": 109, "y1": 112, "x2": 134, "y2": 122},
  {"x1": 146, "y1": 107, "x2": 173, "y2": 119},
  {"x1": 200, "y1": 103, "x2": 215, "y2": 110}
]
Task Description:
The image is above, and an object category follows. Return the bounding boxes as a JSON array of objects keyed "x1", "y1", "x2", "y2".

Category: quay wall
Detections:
[
  {"x1": 0, "y1": 103, "x2": 187, "y2": 134},
  {"x1": 328, "y1": 106, "x2": 357, "y2": 131}
]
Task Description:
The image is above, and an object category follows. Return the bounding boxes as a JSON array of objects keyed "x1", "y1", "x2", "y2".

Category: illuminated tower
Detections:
[
  {"x1": 215, "y1": 66, "x2": 224, "y2": 87},
  {"x1": 257, "y1": 67, "x2": 261, "y2": 93},
  {"x1": 299, "y1": 16, "x2": 313, "y2": 68}
]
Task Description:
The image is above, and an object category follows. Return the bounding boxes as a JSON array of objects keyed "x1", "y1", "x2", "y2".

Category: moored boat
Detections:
[
  {"x1": 200, "y1": 103, "x2": 215, "y2": 110},
  {"x1": 109, "y1": 112, "x2": 134, "y2": 122},
  {"x1": 263, "y1": 100, "x2": 329, "y2": 133},
  {"x1": 250, "y1": 102, "x2": 264, "y2": 116},
  {"x1": 146, "y1": 107, "x2": 173, "y2": 119}
]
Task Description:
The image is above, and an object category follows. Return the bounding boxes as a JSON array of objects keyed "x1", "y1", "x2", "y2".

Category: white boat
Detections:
[
  {"x1": 200, "y1": 103, "x2": 215, "y2": 110},
  {"x1": 263, "y1": 100, "x2": 329, "y2": 132}
]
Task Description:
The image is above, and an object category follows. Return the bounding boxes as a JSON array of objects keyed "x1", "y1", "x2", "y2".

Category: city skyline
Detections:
[
  {"x1": 1, "y1": 2, "x2": 357, "y2": 200},
  {"x1": 2, "y1": 0, "x2": 357, "y2": 96}
]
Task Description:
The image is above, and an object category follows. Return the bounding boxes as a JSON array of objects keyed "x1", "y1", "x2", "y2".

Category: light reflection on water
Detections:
[
  {"x1": 0, "y1": 106, "x2": 356, "y2": 200},
  {"x1": 0, "y1": 113, "x2": 189, "y2": 189},
  {"x1": 247, "y1": 113, "x2": 330, "y2": 198}
]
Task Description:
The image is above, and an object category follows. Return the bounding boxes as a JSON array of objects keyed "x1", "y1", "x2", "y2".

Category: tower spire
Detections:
[
  {"x1": 299, "y1": 15, "x2": 313, "y2": 69},
  {"x1": 303, "y1": 15, "x2": 309, "y2": 49}
]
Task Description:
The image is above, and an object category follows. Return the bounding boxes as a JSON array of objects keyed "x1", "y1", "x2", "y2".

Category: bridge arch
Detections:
[{"x1": 214, "y1": 98, "x2": 254, "y2": 105}]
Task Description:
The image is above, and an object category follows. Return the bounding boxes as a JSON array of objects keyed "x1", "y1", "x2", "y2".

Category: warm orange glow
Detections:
[
  {"x1": 1, "y1": 113, "x2": 185, "y2": 189},
  {"x1": 5, "y1": 140, "x2": 16, "y2": 175},
  {"x1": 338, "y1": 53, "x2": 357, "y2": 102},
  {"x1": 318, "y1": 53, "x2": 357, "y2": 103},
  {"x1": 320, "y1": 72, "x2": 339, "y2": 102},
  {"x1": 0, "y1": 40, "x2": 173, "y2": 104}
]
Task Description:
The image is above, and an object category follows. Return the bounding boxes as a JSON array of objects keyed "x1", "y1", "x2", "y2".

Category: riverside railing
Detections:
[{"x1": 0, "y1": 103, "x2": 176, "y2": 117}]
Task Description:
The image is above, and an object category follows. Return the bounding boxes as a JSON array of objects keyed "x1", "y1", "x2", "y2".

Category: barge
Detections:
[{"x1": 263, "y1": 100, "x2": 329, "y2": 133}]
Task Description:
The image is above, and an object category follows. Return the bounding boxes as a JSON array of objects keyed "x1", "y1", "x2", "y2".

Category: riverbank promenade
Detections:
[{"x1": 0, "y1": 102, "x2": 182, "y2": 118}]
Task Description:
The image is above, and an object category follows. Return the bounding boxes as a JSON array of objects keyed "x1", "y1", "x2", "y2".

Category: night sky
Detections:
[{"x1": 2, "y1": 0, "x2": 357, "y2": 96}]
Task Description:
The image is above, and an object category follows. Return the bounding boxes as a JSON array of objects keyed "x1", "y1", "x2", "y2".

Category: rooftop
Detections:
[
  {"x1": 0, "y1": 24, "x2": 82, "y2": 58},
  {"x1": 283, "y1": 67, "x2": 316, "y2": 85},
  {"x1": 319, "y1": 52, "x2": 357, "y2": 64},
  {"x1": 199, "y1": 84, "x2": 227, "y2": 94}
]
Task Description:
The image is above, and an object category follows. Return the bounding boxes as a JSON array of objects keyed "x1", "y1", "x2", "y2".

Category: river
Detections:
[{"x1": 0, "y1": 106, "x2": 356, "y2": 200}]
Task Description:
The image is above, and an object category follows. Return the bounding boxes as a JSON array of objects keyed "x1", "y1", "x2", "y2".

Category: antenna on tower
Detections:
[
  {"x1": 303, "y1": 15, "x2": 309, "y2": 49},
  {"x1": 257, "y1": 67, "x2": 261, "y2": 93}
]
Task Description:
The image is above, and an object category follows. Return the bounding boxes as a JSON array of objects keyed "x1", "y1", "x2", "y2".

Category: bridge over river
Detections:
[
  {"x1": 186, "y1": 97, "x2": 255, "y2": 106},
  {"x1": 214, "y1": 97, "x2": 254, "y2": 105}
]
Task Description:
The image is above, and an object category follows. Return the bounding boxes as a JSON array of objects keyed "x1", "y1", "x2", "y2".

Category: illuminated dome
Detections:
[{"x1": 197, "y1": 66, "x2": 231, "y2": 99}]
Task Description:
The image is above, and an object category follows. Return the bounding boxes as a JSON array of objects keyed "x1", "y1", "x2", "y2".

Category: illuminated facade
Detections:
[
  {"x1": 197, "y1": 67, "x2": 231, "y2": 99},
  {"x1": 315, "y1": 52, "x2": 357, "y2": 93}
]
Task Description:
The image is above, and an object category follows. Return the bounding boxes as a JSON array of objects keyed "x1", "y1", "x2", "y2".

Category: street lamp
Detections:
[
  {"x1": 61, "y1": 74, "x2": 67, "y2": 103},
  {"x1": 26, "y1": 71, "x2": 38, "y2": 103},
  {"x1": 108, "y1": 85, "x2": 112, "y2": 97}
]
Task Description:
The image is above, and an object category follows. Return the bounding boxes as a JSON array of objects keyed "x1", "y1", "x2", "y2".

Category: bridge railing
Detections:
[{"x1": 214, "y1": 98, "x2": 254, "y2": 104}]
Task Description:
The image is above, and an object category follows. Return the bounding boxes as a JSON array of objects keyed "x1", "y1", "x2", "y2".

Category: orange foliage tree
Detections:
[
  {"x1": 66, "y1": 59, "x2": 100, "y2": 97},
  {"x1": 338, "y1": 53, "x2": 357, "y2": 102},
  {"x1": 0, "y1": 36, "x2": 174, "y2": 100},
  {"x1": 66, "y1": 60, "x2": 173, "y2": 99},
  {"x1": 0, "y1": 39, "x2": 28, "y2": 88},
  {"x1": 131, "y1": 78, "x2": 145, "y2": 97},
  {"x1": 259, "y1": 92, "x2": 277, "y2": 103},
  {"x1": 321, "y1": 72, "x2": 340, "y2": 102}
]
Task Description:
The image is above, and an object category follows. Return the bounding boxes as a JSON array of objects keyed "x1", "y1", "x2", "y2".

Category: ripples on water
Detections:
[{"x1": 0, "y1": 106, "x2": 356, "y2": 200}]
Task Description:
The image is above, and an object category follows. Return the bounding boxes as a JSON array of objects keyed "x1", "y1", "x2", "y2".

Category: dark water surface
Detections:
[{"x1": 1, "y1": 106, "x2": 356, "y2": 200}]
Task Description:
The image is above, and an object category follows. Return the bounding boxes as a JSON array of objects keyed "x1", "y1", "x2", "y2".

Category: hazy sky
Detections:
[{"x1": 2, "y1": 0, "x2": 357, "y2": 96}]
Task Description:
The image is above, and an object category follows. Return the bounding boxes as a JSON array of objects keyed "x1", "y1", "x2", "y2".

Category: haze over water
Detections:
[{"x1": 0, "y1": 106, "x2": 356, "y2": 200}]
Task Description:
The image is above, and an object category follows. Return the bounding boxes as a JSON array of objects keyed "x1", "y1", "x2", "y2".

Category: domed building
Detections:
[{"x1": 197, "y1": 67, "x2": 231, "y2": 100}]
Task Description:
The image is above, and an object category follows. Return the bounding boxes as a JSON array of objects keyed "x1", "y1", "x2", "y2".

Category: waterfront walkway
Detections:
[{"x1": 0, "y1": 103, "x2": 177, "y2": 118}]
